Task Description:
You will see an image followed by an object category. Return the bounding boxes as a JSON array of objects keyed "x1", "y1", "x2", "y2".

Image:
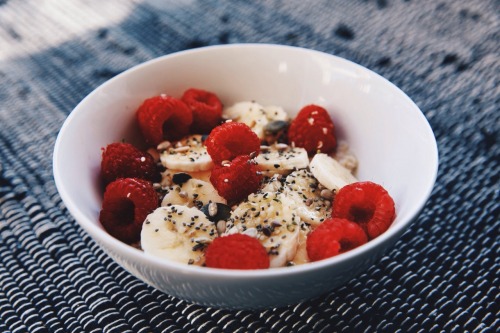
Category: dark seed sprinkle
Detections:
[
  {"x1": 172, "y1": 172, "x2": 192, "y2": 185},
  {"x1": 201, "y1": 202, "x2": 232, "y2": 222}
]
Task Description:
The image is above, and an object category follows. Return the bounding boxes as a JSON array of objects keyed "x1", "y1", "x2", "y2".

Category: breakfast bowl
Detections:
[{"x1": 53, "y1": 44, "x2": 438, "y2": 309}]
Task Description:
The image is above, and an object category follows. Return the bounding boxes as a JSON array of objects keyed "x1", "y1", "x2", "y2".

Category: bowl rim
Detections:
[{"x1": 53, "y1": 43, "x2": 439, "y2": 279}]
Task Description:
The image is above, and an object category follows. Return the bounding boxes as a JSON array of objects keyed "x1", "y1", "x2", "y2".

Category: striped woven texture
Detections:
[{"x1": 0, "y1": 0, "x2": 498, "y2": 332}]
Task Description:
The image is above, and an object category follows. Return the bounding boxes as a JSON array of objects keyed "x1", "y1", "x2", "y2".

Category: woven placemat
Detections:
[{"x1": 0, "y1": 0, "x2": 498, "y2": 332}]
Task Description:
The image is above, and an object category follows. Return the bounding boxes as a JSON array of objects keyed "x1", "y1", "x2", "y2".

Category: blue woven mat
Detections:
[{"x1": 0, "y1": 0, "x2": 498, "y2": 332}]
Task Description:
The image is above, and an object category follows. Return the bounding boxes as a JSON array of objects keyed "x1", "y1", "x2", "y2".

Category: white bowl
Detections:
[{"x1": 53, "y1": 44, "x2": 438, "y2": 309}]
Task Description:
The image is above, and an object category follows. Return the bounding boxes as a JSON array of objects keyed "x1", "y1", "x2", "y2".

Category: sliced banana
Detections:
[
  {"x1": 225, "y1": 192, "x2": 300, "y2": 268},
  {"x1": 260, "y1": 174, "x2": 285, "y2": 193},
  {"x1": 160, "y1": 135, "x2": 213, "y2": 172},
  {"x1": 290, "y1": 226, "x2": 311, "y2": 266},
  {"x1": 255, "y1": 144, "x2": 309, "y2": 176},
  {"x1": 223, "y1": 101, "x2": 288, "y2": 139},
  {"x1": 161, "y1": 178, "x2": 226, "y2": 208},
  {"x1": 309, "y1": 153, "x2": 358, "y2": 192},
  {"x1": 141, "y1": 205, "x2": 217, "y2": 266},
  {"x1": 283, "y1": 169, "x2": 332, "y2": 226}
]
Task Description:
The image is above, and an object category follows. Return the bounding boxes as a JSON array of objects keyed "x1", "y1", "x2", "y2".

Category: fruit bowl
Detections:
[{"x1": 53, "y1": 44, "x2": 438, "y2": 309}]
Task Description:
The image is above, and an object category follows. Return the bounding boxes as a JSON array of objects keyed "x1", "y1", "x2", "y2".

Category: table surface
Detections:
[{"x1": 0, "y1": 0, "x2": 498, "y2": 332}]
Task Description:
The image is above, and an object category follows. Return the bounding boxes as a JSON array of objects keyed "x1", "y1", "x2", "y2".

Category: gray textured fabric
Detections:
[{"x1": 0, "y1": 0, "x2": 498, "y2": 332}]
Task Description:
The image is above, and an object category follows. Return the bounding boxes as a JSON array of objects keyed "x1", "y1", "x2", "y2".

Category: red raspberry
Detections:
[
  {"x1": 136, "y1": 95, "x2": 193, "y2": 146},
  {"x1": 306, "y1": 218, "x2": 367, "y2": 262},
  {"x1": 210, "y1": 155, "x2": 262, "y2": 205},
  {"x1": 101, "y1": 142, "x2": 159, "y2": 185},
  {"x1": 99, "y1": 178, "x2": 159, "y2": 243},
  {"x1": 288, "y1": 104, "x2": 336, "y2": 155},
  {"x1": 332, "y1": 181, "x2": 396, "y2": 240},
  {"x1": 205, "y1": 122, "x2": 260, "y2": 164},
  {"x1": 205, "y1": 234, "x2": 270, "y2": 269},
  {"x1": 181, "y1": 88, "x2": 223, "y2": 134}
]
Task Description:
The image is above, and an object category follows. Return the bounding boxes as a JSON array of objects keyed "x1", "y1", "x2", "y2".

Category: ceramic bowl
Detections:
[{"x1": 53, "y1": 44, "x2": 438, "y2": 309}]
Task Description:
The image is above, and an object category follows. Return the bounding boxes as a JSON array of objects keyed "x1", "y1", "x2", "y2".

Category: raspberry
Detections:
[
  {"x1": 101, "y1": 142, "x2": 159, "y2": 185},
  {"x1": 306, "y1": 218, "x2": 367, "y2": 262},
  {"x1": 288, "y1": 104, "x2": 336, "y2": 155},
  {"x1": 205, "y1": 122, "x2": 260, "y2": 164},
  {"x1": 205, "y1": 234, "x2": 270, "y2": 269},
  {"x1": 99, "y1": 178, "x2": 159, "y2": 243},
  {"x1": 210, "y1": 155, "x2": 262, "y2": 205},
  {"x1": 332, "y1": 181, "x2": 396, "y2": 240},
  {"x1": 181, "y1": 88, "x2": 223, "y2": 134},
  {"x1": 136, "y1": 95, "x2": 193, "y2": 146}
]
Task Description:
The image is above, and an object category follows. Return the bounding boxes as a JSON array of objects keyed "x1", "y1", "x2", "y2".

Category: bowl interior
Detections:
[{"x1": 54, "y1": 44, "x2": 438, "y2": 274}]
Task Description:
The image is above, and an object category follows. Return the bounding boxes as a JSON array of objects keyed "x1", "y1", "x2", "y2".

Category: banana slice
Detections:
[
  {"x1": 223, "y1": 101, "x2": 288, "y2": 139},
  {"x1": 309, "y1": 153, "x2": 358, "y2": 192},
  {"x1": 260, "y1": 174, "x2": 285, "y2": 193},
  {"x1": 255, "y1": 144, "x2": 309, "y2": 176},
  {"x1": 161, "y1": 178, "x2": 226, "y2": 208},
  {"x1": 160, "y1": 135, "x2": 213, "y2": 172},
  {"x1": 283, "y1": 169, "x2": 332, "y2": 226},
  {"x1": 290, "y1": 227, "x2": 311, "y2": 266},
  {"x1": 225, "y1": 192, "x2": 300, "y2": 267},
  {"x1": 141, "y1": 205, "x2": 217, "y2": 265}
]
